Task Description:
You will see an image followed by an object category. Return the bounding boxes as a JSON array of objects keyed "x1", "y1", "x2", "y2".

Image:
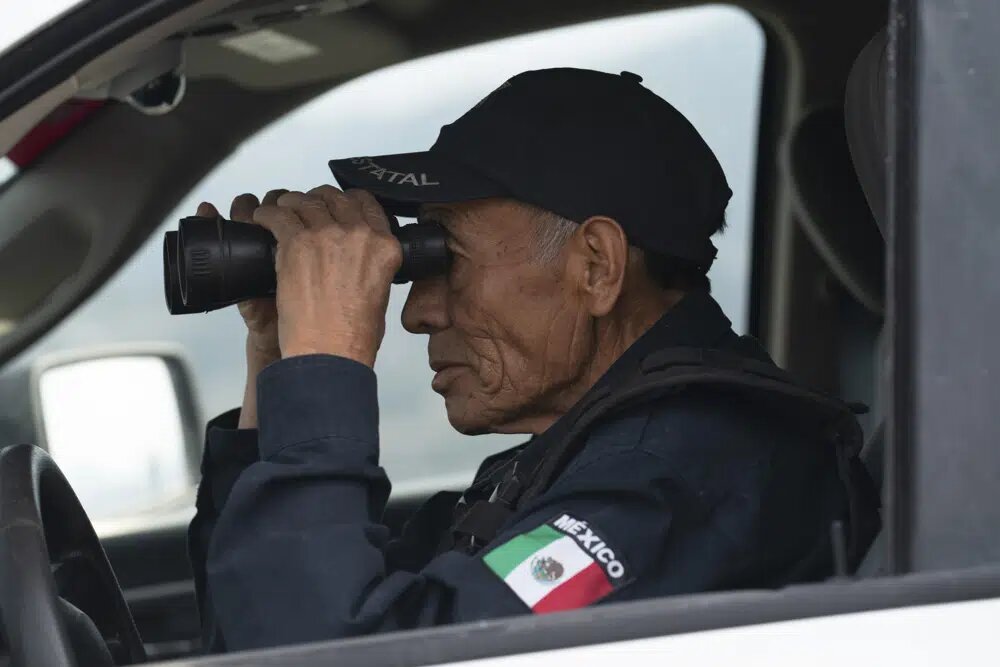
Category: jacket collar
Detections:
[
  {"x1": 470, "y1": 291, "x2": 739, "y2": 489},
  {"x1": 590, "y1": 291, "x2": 736, "y2": 393}
]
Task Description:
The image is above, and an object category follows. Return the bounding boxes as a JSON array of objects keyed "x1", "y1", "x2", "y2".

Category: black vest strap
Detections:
[
  {"x1": 450, "y1": 500, "x2": 514, "y2": 549},
  {"x1": 450, "y1": 346, "x2": 874, "y2": 568}
]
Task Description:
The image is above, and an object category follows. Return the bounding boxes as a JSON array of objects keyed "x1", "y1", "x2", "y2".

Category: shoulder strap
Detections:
[
  {"x1": 451, "y1": 346, "x2": 874, "y2": 565},
  {"x1": 517, "y1": 346, "x2": 865, "y2": 505}
]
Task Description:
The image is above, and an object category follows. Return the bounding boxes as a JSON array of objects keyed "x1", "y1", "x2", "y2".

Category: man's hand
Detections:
[
  {"x1": 196, "y1": 189, "x2": 289, "y2": 360},
  {"x1": 252, "y1": 185, "x2": 402, "y2": 368},
  {"x1": 197, "y1": 189, "x2": 288, "y2": 429}
]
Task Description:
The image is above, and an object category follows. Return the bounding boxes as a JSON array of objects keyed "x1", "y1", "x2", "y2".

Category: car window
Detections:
[
  {"x1": 0, "y1": 157, "x2": 14, "y2": 187},
  {"x1": 0, "y1": 158, "x2": 17, "y2": 336},
  {"x1": 22, "y1": 5, "x2": 764, "y2": 514}
]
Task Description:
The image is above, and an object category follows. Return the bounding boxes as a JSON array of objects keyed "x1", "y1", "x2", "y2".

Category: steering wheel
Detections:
[{"x1": 0, "y1": 444, "x2": 146, "y2": 666}]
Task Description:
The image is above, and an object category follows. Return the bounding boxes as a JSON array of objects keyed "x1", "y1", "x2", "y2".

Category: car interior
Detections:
[{"x1": 0, "y1": 0, "x2": 895, "y2": 663}]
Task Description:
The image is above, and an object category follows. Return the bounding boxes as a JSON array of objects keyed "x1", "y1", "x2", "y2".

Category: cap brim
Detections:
[{"x1": 328, "y1": 151, "x2": 508, "y2": 217}]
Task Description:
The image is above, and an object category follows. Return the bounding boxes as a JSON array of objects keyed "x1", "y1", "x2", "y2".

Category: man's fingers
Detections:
[
  {"x1": 306, "y1": 184, "x2": 345, "y2": 199},
  {"x1": 307, "y1": 184, "x2": 363, "y2": 226},
  {"x1": 350, "y1": 189, "x2": 393, "y2": 234},
  {"x1": 277, "y1": 191, "x2": 334, "y2": 229},
  {"x1": 230, "y1": 193, "x2": 260, "y2": 223},
  {"x1": 252, "y1": 205, "x2": 304, "y2": 245},
  {"x1": 261, "y1": 188, "x2": 289, "y2": 207},
  {"x1": 251, "y1": 184, "x2": 389, "y2": 243},
  {"x1": 305, "y1": 185, "x2": 390, "y2": 234},
  {"x1": 196, "y1": 202, "x2": 220, "y2": 218}
]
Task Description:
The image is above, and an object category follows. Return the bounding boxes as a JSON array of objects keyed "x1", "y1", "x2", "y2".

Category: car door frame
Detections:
[{"x1": 881, "y1": 0, "x2": 1000, "y2": 575}]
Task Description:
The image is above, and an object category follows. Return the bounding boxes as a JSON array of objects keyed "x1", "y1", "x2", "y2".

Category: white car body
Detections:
[{"x1": 446, "y1": 598, "x2": 998, "y2": 666}]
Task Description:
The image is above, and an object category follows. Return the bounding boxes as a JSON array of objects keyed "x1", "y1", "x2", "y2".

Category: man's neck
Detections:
[{"x1": 521, "y1": 289, "x2": 686, "y2": 435}]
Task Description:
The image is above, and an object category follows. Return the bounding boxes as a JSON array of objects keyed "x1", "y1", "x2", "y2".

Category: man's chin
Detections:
[
  {"x1": 451, "y1": 422, "x2": 492, "y2": 436},
  {"x1": 443, "y1": 396, "x2": 536, "y2": 436},
  {"x1": 444, "y1": 405, "x2": 492, "y2": 436}
]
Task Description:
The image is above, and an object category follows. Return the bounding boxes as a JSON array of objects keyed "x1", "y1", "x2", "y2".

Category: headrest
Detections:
[
  {"x1": 845, "y1": 28, "x2": 889, "y2": 234},
  {"x1": 788, "y1": 107, "x2": 885, "y2": 313}
]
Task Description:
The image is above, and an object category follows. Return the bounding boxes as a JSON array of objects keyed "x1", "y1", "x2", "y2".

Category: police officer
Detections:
[{"x1": 188, "y1": 68, "x2": 880, "y2": 653}]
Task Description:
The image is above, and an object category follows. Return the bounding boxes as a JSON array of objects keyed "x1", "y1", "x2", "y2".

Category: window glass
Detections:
[
  {"x1": 0, "y1": 158, "x2": 18, "y2": 335},
  {"x1": 24, "y1": 5, "x2": 764, "y2": 502},
  {"x1": 0, "y1": 157, "x2": 15, "y2": 187}
]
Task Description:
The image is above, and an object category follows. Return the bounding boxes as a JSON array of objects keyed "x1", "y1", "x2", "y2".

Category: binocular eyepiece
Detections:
[{"x1": 163, "y1": 216, "x2": 450, "y2": 314}]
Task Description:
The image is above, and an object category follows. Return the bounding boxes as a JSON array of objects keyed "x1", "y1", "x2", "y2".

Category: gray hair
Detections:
[
  {"x1": 528, "y1": 207, "x2": 579, "y2": 263},
  {"x1": 522, "y1": 201, "x2": 715, "y2": 293}
]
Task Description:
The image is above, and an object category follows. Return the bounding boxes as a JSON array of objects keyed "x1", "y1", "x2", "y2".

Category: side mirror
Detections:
[{"x1": 29, "y1": 345, "x2": 202, "y2": 524}]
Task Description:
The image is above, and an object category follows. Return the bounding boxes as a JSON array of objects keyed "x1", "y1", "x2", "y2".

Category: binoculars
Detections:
[{"x1": 163, "y1": 216, "x2": 450, "y2": 314}]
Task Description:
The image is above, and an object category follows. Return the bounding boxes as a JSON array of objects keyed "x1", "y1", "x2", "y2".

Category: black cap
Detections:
[{"x1": 329, "y1": 68, "x2": 731, "y2": 268}]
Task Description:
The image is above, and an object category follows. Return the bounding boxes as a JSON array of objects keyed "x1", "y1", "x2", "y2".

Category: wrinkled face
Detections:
[{"x1": 401, "y1": 199, "x2": 593, "y2": 435}]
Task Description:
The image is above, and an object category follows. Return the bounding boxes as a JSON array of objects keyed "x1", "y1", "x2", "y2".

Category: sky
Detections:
[{"x1": 10, "y1": 5, "x2": 764, "y2": 514}]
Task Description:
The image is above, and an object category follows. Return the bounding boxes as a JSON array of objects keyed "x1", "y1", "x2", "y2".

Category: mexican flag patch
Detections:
[{"x1": 483, "y1": 514, "x2": 628, "y2": 614}]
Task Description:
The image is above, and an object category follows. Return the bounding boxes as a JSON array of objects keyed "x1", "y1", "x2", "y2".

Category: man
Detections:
[{"x1": 189, "y1": 68, "x2": 880, "y2": 653}]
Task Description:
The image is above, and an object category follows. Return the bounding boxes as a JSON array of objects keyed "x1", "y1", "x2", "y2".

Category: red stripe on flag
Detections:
[{"x1": 532, "y1": 562, "x2": 613, "y2": 614}]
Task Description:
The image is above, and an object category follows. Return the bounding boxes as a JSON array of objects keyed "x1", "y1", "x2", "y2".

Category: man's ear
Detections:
[{"x1": 567, "y1": 216, "x2": 629, "y2": 317}]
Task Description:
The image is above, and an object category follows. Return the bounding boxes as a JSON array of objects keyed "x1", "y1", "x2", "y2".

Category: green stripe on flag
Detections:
[{"x1": 484, "y1": 524, "x2": 563, "y2": 578}]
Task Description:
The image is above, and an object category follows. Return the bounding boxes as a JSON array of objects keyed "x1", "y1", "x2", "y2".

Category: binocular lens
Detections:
[
  {"x1": 164, "y1": 216, "x2": 451, "y2": 315},
  {"x1": 177, "y1": 216, "x2": 276, "y2": 311},
  {"x1": 163, "y1": 231, "x2": 203, "y2": 315}
]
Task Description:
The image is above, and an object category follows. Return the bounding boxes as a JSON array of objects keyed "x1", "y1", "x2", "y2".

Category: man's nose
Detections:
[{"x1": 402, "y1": 275, "x2": 450, "y2": 334}]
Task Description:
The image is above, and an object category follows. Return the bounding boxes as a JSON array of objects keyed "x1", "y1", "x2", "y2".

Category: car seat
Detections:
[
  {"x1": 844, "y1": 27, "x2": 890, "y2": 577},
  {"x1": 786, "y1": 26, "x2": 889, "y2": 575}
]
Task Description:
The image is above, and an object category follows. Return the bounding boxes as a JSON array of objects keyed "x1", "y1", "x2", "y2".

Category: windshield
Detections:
[{"x1": 6, "y1": 5, "x2": 764, "y2": 520}]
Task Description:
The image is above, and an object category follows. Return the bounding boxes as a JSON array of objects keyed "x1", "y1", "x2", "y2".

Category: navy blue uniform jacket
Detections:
[{"x1": 189, "y1": 293, "x2": 879, "y2": 652}]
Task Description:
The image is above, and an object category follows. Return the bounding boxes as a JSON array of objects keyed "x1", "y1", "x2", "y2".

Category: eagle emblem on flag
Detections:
[{"x1": 530, "y1": 556, "x2": 565, "y2": 583}]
